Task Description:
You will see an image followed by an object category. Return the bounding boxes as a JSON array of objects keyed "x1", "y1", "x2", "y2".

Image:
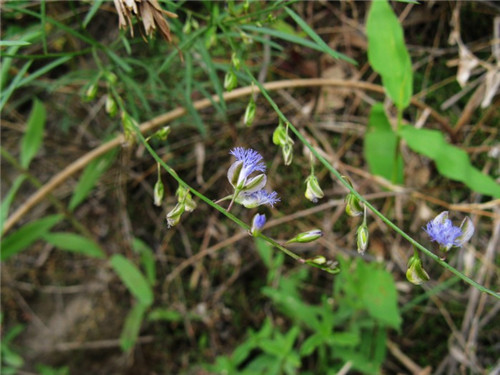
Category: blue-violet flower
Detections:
[
  {"x1": 251, "y1": 213, "x2": 266, "y2": 236},
  {"x1": 424, "y1": 211, "x2": 474, "y2": 251},
  {"x1": 236, "y1": 189, "x2": 280, "y2": 208},
  {"x1": 228, "y1": 147, "x2": 267, "y2": 192}
]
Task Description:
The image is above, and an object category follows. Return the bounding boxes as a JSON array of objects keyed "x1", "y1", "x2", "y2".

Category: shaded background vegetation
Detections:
[{"x1": 1, "y1": 1, "x2": 499, "y2": 374}]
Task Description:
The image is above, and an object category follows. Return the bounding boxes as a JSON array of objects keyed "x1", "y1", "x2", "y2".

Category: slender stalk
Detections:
[
  {"x1": 131, "y1": 123, "x2": 305, "y2": 263},
  {"x1": 245, "y1": 67, "x2": 499, "y2": 300}
]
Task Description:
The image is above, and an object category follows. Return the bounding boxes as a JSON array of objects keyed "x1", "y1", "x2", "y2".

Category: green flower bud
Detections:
[
  {"x1": 224, "y1": 70, "x2": 238, "y2": 91},
  {"x1": 406, "y1": 250, "x2": 430, "y2": 285},
  {"x1": 282, "y1": 143, "x2": 293, "y2": 166},
  {"x1": 231, "y1": 52, "x2": 241, "y2": 70},
  {"x1": 345, "y1": 193, "x2": 363, "y2": 217},
  {"x1": 121, "y1": 111, "x2": 136, "y2": 145},
  {"x1": 104, "y1": 72, "x2": 117, "y2": 85},
  {"x1": 153, "y1": 178, "x2": 164, "y2": 207},
  {"x1": 243, "y1": 98, "x2": 256, "y2": 127},
  {"x1": 304, "y1": 256, "x2": 340, "y2": 275},
  {"x1": 286, "y1": 229, "x2": 323, "y2": 244},
  {"x1": 166, "y1": 202, "x2": 185, "y2": 228},
  {"x1": 305, "y1": 175, "x2": 324, "y2": 203},
  {"x1": 272, "y1": 123, "x2": 287, "y2": 146},
  {"x1": 356, "y1": 224, "x2": 369, "y2": 255},
  {"x1": 84, "y1": 82, "x2": 98, "y2": 101},
  {"x1": 105, "y1": 94, "x2": 117, "y2": 118}
]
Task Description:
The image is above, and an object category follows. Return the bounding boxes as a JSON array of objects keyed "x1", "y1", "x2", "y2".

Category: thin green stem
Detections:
[
  {"x1": 245, "y1": 67, "x2": 499, "y2": 300},
  {"x1": 130, "y1": 122, "x2": 305, "y2": 263}
]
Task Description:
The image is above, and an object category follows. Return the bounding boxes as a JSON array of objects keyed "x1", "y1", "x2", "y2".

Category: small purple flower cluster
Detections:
[
  {"x1": 424, "y1": 211, "x2": 474, "y2": 251},
  {"x1": 228, "y1": 147, "x2": 280, "y2": 208}
]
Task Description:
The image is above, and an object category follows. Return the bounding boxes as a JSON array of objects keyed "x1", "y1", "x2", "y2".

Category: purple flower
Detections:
[
  {"x1": 251, "y1": 213, "x2": 266, "y2": 236},
  {"x1": 424, "y1": 211, "x2": 474, "y2": 251},
  {"x1": 237, "y1": 189, "x2": 280, "y2": 208},
  {"x1": 228, "y1": 148, "x2": 267, "y2": 190}
]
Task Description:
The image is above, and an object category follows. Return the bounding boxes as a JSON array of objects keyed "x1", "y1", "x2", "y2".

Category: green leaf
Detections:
[
  {"x1": 119, "y1": 302, "x2": 147, "y2": 351},
  {"x1": 147, "y1": 308, "x2": 182, "y2": 322},
  {"x1": 399, "y1": 126, "x2": 500, "y2": 197},
  {"x1": 132, "y1": 238, "x2": 156, "y2": 286},
  {"x1": 69, "y1": 149, "x2": 117, "y2": 211},
  {"x1": 358, "y1": 263, "x2": 401, "y2": 329},
  {"x1": 83, "y1": 0, "x2": 105, "y2": 28},
  {"x1": 1, "y1": 175, "x2": 26, "y2": 234},
  {"x1": 284, "y1": 7, "x2": 357, "y2": 65},
  {"x1": 20, "y1": 99, "x2": 46, "y2": 168},
  {"x1": 242, "y1": 25, "x2": 356, "y2": 65},
  {"x1": 299, "y1": 332, "x2": 323, "y2": 356},
  {"x1": 366, "y1": 0, "x2": 413, "y2": 109},
  {"x1": 1, "y1": 215, "x2": 63, "y2": 261},
  {"x1": 110, "y1": 254, "x2": 154, "y2": 307},
  {"x1": 0, "y1": 40, "x2": 31, "y2": 47},
  {"x1": 364, "y1": 103, "x2": 404, "y2": 183},
  {"x1": 42, "y1": 232, "x2": 105, "y2": 259}
]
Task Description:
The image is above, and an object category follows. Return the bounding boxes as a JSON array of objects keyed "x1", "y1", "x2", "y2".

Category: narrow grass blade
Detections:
[
  {"x1": 0, "y1": 175, "x2": 26, "y2": 235},
  {"x1": 1, "y1": 214, "x2": 63, "y2": 261},
  {"x1": 20, "y1": 99, "x2": 46, "y2": 168}
]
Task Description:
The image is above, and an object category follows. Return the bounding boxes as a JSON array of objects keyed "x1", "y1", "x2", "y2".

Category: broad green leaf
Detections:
[
  {"x1": 132, "y1": 238, "x2": 156, "y2": 286},
  {"x1": 399, "y1": 126, "x2": 500, "y2": 197},
  {"x1": 1, "y1": 175, "x2": 26, "y2": 234},
  {"x1": 364, "y1": 103, "x2": 404, "y2": 184},
  {"x1": 367, "y1": 0, "x2": 413, "y2": 109},
  {"x1": 358, "y1": 263, "x2": 401, "y2": 329},
  {"x1": 1, "y1": 215, "x2": 63, "y2": 261},
  {"x1": 20, "y1": 99, "x2": 46, "y2": 168},
  {"x1": 110, "y1": 254, "x2": 154, "y2": 307},
  {"x1": 119, "y1": 302, "x2": 147, "y2": 351},
  {"x1": 285, "y1": 7, "x2": 357, "y2": 65},
  {"x1": 42, "y1": 232, "x2": 105, "y2": 259},
  {"x1": 69, "y1": 149, "x2": 117, "y2": 211}
]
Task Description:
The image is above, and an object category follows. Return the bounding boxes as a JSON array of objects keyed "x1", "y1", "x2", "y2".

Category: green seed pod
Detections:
[
  {"x1": 305, "y1": 175, "x2": 324, "y2": 203},
  {"x1": 243, "y1": 98, "x2": 256, "y2": 127},
  {"x1": 166, "y1": 202, "x2": 185, "y2": 228},
  {"x1": 224, "y1": 70, "x2": 238, "y2": 91},
  {"x1": 282, "y1": 143, "x2": 293, "y2": 166},
  {"x1": 356, "y1": 224, "x2": 369, "y2": 255},
  {"x1": 84, "y1": 82, "x2": 98, "y2": 101},
  {"x1": 406, "y1": 250, "x2": 430, "y2": 285},
  {"x1": 153, "y1": 178, "x2": 164, "y2": 207},
  {"x1": 286, "y1": 229, "x2": 323, "y2": 244},
  {"x1": 105, "y1": 94, "x2": 117, "y2": 118},
  {"x1": 345, "y1": 193, "x2": 363, "y2": 217}
]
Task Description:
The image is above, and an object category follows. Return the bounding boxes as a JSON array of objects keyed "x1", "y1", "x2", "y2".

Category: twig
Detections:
[{"x1": 4, "y1": 78, "x2": 454, "y2": 235}]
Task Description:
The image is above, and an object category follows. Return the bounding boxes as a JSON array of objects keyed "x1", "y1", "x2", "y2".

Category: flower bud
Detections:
[
  {"x1": 286, "y1": 229, "x2": 323, "y2": 244},
  {"x1": 243, "y1": 98, "x2": 256, "y2": 127},
  {"x1": 305, "y1": 175, "x2": 324, "y2": 203},
  {"x1": 84, "y1": 82, "x2": 98, "y2": 101},
  {"x1": 282, "y1": 143, "x2": 293, "y2": 166},
  {"x1": 224, "y1": 70, "x2": 238, "y2": 91},
  {"x1": 345, "y1": 193, "x2": 363, "y2": 217},
  {"x1": 406, "y1": 250, "x2": 430, "y2": 285},
  {"x1": 231, "y1": 52, "x2": 241, "y2": 70},
  {"x1": 153, "y1": 178, "x2": 164, "y2": 207},
  {"x1": 155, "y1": 126, "x2": 171, "y2": 141},
  {"x1": 356, "y1": 224, "x2": 369, "y2": 255},
  {"x1": 250, "y1": 213, "x2": 266, "y2": 236},
  {"x1": 304, "y1": 256, "x2": 340, "y2": 274},
  {"x1": 273, "y1": 123, "x2": 287, "y2": 146},
  {"x1": 104, "y1": 72, "x2": 117, "y2": 85},
  {"x1": 121, "y1": 111, "x2": 136, "y2": 145},
  {"x1": 105, "y1": 94, "x2": 118, "y2": 117},
  {"x1": 166, "y1": 202, "x2": 185, "y2": 228}
]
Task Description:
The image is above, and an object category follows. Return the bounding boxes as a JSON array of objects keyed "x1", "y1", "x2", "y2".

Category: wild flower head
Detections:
[
  {"x1": 424, "y1": 211, "x2": 474, "y2": 252},
  {"x1": 226, "y1": 147, "x2": 279, "y2": 210}
]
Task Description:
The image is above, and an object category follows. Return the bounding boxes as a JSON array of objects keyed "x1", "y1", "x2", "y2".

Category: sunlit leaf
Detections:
[{"x1": 42, "y1": 232, "x2": 106, "y2": 259}]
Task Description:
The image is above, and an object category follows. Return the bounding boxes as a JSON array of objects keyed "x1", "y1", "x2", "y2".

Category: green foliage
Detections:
[
  {"x1": 208, "y1": 255, "x2": 400, "y2": 374},
  {"x1": 110, "y1": 254, "x2": 154, "y2": 307},
  {"x1": 399, "y1": 126, "x2": 500, "y2": 197},
  {"x1": 1, "y1": 322, "x2": 25, "y2": 374},
  {"x1": 68, "y1": 149, "x2": 117, "y2": 211},
  {"x1": 42, "y1": 232, "x2": 106, "y2": 259},
  {"x1": 20, "y1": 99, "x2": 46, "y2": 169},
  {"x1": 366, "y1": 0, "x2": 413, "y2": 109},
  {"x1": 120, "y1": 302, "x2": 148, "y2": 351},
  {"x1": 364, "y1": 103, "x2": 404, "y2": 184},
  {"x1": 1, "y1": 214, "x2": 63, "y2": 261}
]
